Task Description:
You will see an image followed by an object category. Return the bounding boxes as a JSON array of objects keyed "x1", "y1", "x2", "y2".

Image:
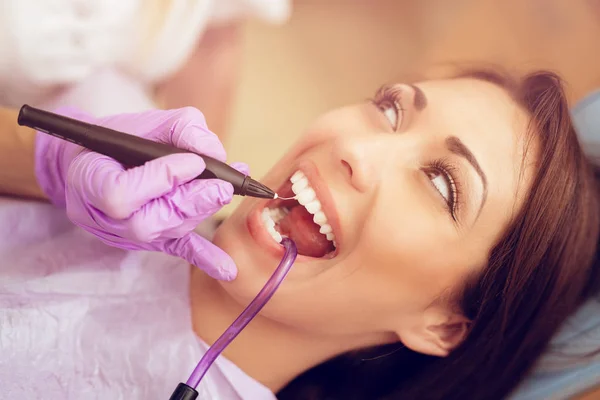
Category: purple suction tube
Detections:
[{"x1": 185, "y1": 237, "x2": 298, "y2": 388}]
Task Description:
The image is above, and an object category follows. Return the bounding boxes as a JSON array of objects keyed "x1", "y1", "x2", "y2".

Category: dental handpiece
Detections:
[{"x1": 17, "y1": 105, "x2": 277, "y2": 199}]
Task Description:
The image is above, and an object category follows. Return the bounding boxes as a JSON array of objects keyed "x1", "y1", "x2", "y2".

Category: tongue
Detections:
[{"x1": 278, "y1": 206, "x2": 333, "y2": 257}]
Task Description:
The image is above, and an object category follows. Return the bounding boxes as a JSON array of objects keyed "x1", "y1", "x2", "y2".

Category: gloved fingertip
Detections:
[
  {"x1": 168, "y1": 152, "x2": 206, "y2": 170},
  {"x1": 178, "y1": 125, "x2": 227, "y2": 162},
  {"x1": 177, "y1": 233, "x2": 238, "y2": 280},
  {"x1": 206, "y1": 249, "x2": 237, "y2": 280},
  {"x1": 156, "y1": 153, "x2": 206, "y2": 183},
  {"x1": 217, "y1": 253, "x2": 239, "y2": 280},
  {"x1": 189, "y1": 179, "x2": 234, "y2": 207},
  {"x1": 219, "y1": 266, "x2": 238, "y2": 281},
  {"x1": 196, "y1": 257, "x2": 238, "y2": 281},
  {"x1": 217, "y1": 182, "x2": 235, "y2": 206}
]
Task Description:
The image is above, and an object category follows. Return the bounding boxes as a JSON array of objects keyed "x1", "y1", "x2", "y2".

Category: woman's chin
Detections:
[{"x1": 211, "y1": 219, "x2": 228, "y2": 248}]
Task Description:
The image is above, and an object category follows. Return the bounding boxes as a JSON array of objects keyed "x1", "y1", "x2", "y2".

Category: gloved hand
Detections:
[{"x1": 34, "y1": 107, "x2": 247, "y2": 281}]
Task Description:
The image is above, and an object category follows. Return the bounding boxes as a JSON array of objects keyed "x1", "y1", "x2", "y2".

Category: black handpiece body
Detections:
[{"x1": 17, "y1": 105, "x2": 275, "y2": 199}]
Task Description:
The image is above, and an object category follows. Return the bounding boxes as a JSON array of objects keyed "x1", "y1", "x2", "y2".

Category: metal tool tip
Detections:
[
  {"x1": 274, "y1": 193, "x2": 296, "y2": 200},
  {"x1": 245, "y1": 178, "x2": 277, "y2": 199}
]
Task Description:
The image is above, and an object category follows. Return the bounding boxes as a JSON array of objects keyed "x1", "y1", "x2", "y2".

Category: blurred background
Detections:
[
  {"x1": 1, "y1": 0, "x2": 599, "y2": 214},
  {"x1": 226, "y1": 6, "x2": 600, "y2": 396},
  {"x1": 1, "y1": 2, "x2": 599, "y2": 397},
  {"x1": 222, "y1": 0, "x2": 600, "y2": 213}
]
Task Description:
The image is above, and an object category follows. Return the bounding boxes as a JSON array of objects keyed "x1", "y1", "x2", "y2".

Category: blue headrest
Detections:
[
  {"x1": 511, "y1": 296, "x2": 600, "y2": 399},
  {"x1": 510, "y1": 90, "x2": 600, "y2": 399}
]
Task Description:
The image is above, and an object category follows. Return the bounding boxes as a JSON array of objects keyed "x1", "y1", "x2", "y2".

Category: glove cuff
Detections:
[
  {"x1": 34, "y1": 107, "x2": 94, "y2": 208},
  {"x1": 34, "y1": 132, "x2": 73, "y2": 208}
]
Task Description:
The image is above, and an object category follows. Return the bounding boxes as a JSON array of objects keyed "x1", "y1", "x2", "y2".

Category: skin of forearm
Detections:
[{"x1": 0, "y1": 107, "x2": 46, "y2": 200}]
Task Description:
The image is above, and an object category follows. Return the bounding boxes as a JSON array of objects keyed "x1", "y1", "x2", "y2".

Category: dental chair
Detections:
[{"x1": 510, "y1": 91, "x2": 600, "y2": 399}]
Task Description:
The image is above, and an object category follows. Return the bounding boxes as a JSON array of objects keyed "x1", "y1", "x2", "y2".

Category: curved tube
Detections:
[{"x1": 185, "y1": 238, "x2": 298, "y2": 388}]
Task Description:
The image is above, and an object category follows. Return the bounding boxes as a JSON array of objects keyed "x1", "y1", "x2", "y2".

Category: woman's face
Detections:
[{"x1": 213, "y1": 77, "x2": 536, "y2": 353}]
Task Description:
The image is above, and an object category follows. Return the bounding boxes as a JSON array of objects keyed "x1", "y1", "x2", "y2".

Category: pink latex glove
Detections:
[{"x1": 34, "y1": 107, "x2": 248, "y2": 281}]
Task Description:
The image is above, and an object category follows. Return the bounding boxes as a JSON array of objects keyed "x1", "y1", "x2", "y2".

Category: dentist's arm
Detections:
[{"x1": 0, "y1": 107, "x2": 46, "y2": 199}]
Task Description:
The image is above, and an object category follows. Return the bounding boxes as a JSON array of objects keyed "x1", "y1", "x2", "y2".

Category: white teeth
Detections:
[
  {"x1": 319, "y1": 224, "x2": 332, "y2": 234},
  {"x1": 261, "y1": 170, "x2": 338, "y2": 249},
  {"x1": 269, "y1": 207, "x2": 287, "y2": 223},
  {"x1": 313, "y1": 211, "x2": 327, "y2": 225},
  {"x1": 290, "y1": 171, "x2": 305, "y2": 183},
  {"x1": 287, "y1": 170, "x2": 337, "y2": 246},
  {"x1": 261, "y1": 208, "x2": 282, "y2": 243},
  {"x1": 291, "y1": 177, "x2": 309, "y2": 194},
  {"x1": 305, "y1": 200, "x2": 321, "y2": 214},
  {"x1": 265, "y1": 217, "x2": 275, "y2": 228},
  {"x1": 296, "y1": 187, "x2": 316, "y2": 206}
]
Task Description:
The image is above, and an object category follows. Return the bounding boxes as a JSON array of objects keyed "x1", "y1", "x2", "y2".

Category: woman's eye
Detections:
[
  {"x1": 428, "y1": 170, "x2": 450, "y2": 203},
  {"x1": 371, "y1": 84, "x2": 405, "y2": 131},
  {"x1": 378, "y1": 101, "x2": 401, "y2": 130},
  {"x1": 425, "y1": 167, "x2": 457, "y2": 219}
]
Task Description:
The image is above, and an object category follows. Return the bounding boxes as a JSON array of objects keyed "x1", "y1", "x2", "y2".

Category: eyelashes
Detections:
[
  {"x1": 370, "y1": 84, "x2": 405, "y2": 131},
  {"x1": 370, "y1": 85, "x2": 462, "y2": 221},
  {"x1": 424, "y1": 159, "x2": 462, "y2": 221}
]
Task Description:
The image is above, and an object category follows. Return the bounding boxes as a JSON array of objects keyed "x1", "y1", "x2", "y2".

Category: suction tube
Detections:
[{"x1": 169, "y1": 238, "x2": 298, "y2": 400}]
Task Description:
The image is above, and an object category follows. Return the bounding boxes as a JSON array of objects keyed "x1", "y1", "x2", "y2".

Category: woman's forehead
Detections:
[
  {"x1": 415, "y1": 77, "x2": 516, "y2": 106},
  {"x1": 414, "y1": 77, "x2": 531, "y2": 146},
  {"x1": 415, "y1": 77, "x2": 538, "y2": 222}
]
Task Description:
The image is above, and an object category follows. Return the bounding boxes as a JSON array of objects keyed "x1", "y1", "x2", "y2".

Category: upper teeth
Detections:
[
  {"x1": 262, "y1": 170, "x2": 336, "y2": 246},
  {"x1": 290, "y1": 171, "x2": 336, "y2": 242}
]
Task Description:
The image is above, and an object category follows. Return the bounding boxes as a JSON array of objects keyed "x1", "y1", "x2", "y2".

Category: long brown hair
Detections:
[{"x1": 277, "y1": 70, "x2": 600, "y2": 400}]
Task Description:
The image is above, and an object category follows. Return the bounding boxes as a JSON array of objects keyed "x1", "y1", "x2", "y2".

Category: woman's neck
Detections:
[{"x1": 188, "y1": 266, "x2": 362, "y2": 393}]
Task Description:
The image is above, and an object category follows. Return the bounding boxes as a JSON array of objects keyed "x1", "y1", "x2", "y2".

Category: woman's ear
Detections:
[{"x1": 396, "y1": 308, "x2": 471, "y2": 357}]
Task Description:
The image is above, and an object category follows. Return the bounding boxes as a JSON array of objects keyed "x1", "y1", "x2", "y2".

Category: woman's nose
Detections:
[{"x1": 333, "y1": 136, "x2": 383, "y2": 193}]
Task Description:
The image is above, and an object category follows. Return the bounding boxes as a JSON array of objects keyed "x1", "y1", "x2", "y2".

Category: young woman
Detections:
[
  {"x1": 204, "y1": 69, "x2": 600, "y2": 399},
  {"x1": 0, "y1": 68, "x2": 598, "y2": 399}
]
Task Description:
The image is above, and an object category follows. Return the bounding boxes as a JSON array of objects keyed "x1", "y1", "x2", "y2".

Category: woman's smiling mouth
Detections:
[{"x1": 246, "y1": 162, "x2": 341, "y2": 260}]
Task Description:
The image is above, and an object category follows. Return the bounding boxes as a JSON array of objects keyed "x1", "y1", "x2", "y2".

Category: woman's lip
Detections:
[{"x1": 245, "y1": 160, "x2": 342, "y2": 261}]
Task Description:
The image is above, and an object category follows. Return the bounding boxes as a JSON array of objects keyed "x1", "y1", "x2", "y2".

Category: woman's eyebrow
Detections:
[
  {"x1": 445, "y1": 136, "x2": 488, "y2": 214},
  {"x1": 408, "y1": 84, "x2": 427, "y2": 111}
]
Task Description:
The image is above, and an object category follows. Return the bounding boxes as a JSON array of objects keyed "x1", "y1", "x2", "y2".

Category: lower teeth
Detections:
[
  {"x1": 262, "y1": 208, "x2": 283, "y2": 243},
  {"x1": 261, "y1": 207, "x2": 336, "y2": 249}
]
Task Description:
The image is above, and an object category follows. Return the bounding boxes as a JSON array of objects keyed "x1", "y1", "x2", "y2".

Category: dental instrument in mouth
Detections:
[
  {"x1": 261, "y1": 170, "x2": 337, "y2": 257},
  {"x1": 169, "y1": 238, "x2": 298, "y2": 400},
  {"x1": 273, "y1": 194, "x2": 297, "y2": 200}
]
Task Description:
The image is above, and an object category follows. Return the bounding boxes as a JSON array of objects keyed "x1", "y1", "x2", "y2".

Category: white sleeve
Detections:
[
  {"x1": 207, "y1": 0, "x2": 291, "y2": 25},
  {"x1": 127, "y1": 0, "x2": 292, "y2": 83},
  {"x1": 0, "y1": 0, "x2": 140, "y2": 106}
]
